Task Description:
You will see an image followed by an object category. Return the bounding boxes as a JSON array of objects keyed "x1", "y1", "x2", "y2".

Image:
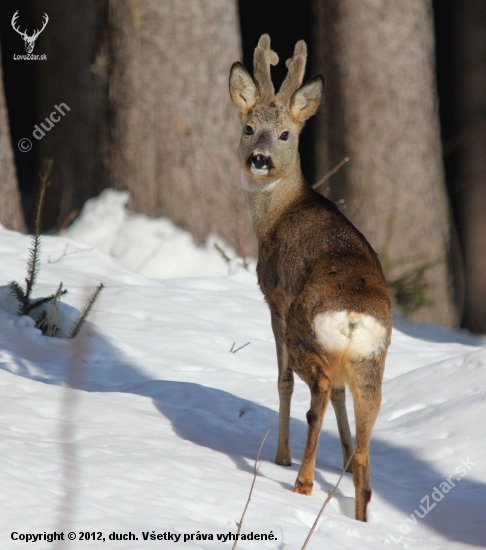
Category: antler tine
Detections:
[
  {"x1": 253, "y1": 34, "x2": 279, "y2": 103},
  {"x1": 277, "y1": 40, "x2": 308, "y2": 105}
]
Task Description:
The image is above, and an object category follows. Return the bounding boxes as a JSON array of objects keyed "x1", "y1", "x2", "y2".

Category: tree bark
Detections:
[
  {"x1": 311, "y1": 0, "x2": 458, "y2": 327},
  {"x1": 94, "y1": 0, "x2": 255, "y2": 256},
  {"x1": 0, "y1": 45, "x2": 26, "y2": 233},
  {"x1": 454, "y1": 0, "x2": 486, "y2": 333}
]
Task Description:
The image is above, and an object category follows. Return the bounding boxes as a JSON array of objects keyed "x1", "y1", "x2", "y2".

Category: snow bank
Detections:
[
  {"x1": 62, "y1": 189, "x2": 256, "y2": 279},
  {"x1": 0, "y1": 190, "x2": 484, "y2": 549}
]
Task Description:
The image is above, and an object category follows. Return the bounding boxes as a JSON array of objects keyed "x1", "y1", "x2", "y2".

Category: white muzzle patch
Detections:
[{"x1": 250, "y1": 165, "x2": 269, "y2": 176}]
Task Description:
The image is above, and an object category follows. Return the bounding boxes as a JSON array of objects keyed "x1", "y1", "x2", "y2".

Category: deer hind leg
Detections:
[
  {"x1": 348, "y1": 354, "x2": 385, "y2": 522},
  {"x1": 330, "y1": 387, "x2": 354, "y2": 472},
  {"x1": 293, "y1": 352, "x2": 331, "y2": 495}
]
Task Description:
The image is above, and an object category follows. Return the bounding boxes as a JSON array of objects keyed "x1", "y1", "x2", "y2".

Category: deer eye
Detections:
[
  {"x1": 279, "y1": 131, "x2": 289, "y2": 141},
  {"x1": 245, "y1": 125, "x2": 254, "y2": 136}
]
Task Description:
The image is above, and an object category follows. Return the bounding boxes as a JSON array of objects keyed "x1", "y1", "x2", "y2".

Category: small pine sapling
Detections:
[
  {"x1": 6, "y1": 158, "x2": 103, "y2": 338},
  {"x1": 387, "y1": 263, "x2": 436, "y2": 317},
  {"x1": 8, "y1": 159, "x2": 67, "y2": 315}
]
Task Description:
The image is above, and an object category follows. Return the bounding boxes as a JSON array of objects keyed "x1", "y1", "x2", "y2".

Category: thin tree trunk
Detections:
[
  {"x1": 454, "y1": 0, "x2": 486, "y2": 333},
  {"x1": 33, "y1": 0, "x2": 99, "y2": 230},
  {"x1": 311, "y1": 0, "x2": 458, "y2": 327},
  {"x1": 94, "y1": 0, "x2": 255, "y2": 256},
  {"x1": 0, "y1": 46, "x2": 26, "y2": 233}
]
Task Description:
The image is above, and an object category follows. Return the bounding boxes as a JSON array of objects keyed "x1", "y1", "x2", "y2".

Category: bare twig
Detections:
[
  {"x1": 215, "y1": 243, "x2": 232, "y2": 265},
  {"x1": 230, "y1": 342, "x2": 235, "y2": 353},
  {"x1": 232, "y1": 342, "x2": 250, "y2": 354},
  {"x1": 232, "y1": 419, "x2": 276, "y2": 550},
  {"x1": 135, "y1": 231, "x2": 176, "y2": 273},
  {"x1": 57, "y1": 209, "x2": 80, "y2": 233},
  {"x1": 312, "y1": 157, "x2": 349, "y2": 190},
  {"x1": 301, "y1": 447, "x2": 356, "y2": 550},
  {"x1": 48, "y1": 244, "x2": 93, "y2": 264},
  {"x1": 69, "y1": 283, "x2": 104, "y2": 338}
]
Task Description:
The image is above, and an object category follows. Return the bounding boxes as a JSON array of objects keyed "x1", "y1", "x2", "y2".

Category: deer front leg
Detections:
[
  {"x1": 271, "y1": 309, "x2": 294, "y2": 466},
  {"x1": 276, "y1": 344, "x2": 294, "y2": 466},
  {"x1": 295, "y1": 367, "x2": 331, "y2": 495}
]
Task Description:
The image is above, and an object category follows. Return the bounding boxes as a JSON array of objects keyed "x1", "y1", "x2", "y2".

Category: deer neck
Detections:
[{"x1": 242, "y1": 161, "x2": 306, "y2": 240}]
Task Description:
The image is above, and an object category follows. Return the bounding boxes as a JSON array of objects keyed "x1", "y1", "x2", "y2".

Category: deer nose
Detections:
[{"x1": 250, "y1": 154, "x2": 273, "y2": 170}]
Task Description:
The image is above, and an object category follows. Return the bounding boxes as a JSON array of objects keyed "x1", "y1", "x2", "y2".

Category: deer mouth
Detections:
[{"x1": 248, "y1": 154, "x2": 274, "y2": 175}]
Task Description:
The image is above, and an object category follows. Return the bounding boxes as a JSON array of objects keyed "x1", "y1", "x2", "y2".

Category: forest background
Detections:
[{"x1": 0, "y1": 0, "x2": 484, "y2": 334}]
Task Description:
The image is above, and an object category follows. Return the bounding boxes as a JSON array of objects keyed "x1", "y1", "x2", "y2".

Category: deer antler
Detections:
[
  {"x1": 30, "y1": 13, "x2": 49, "y2": 41},
  {"x1": 277, "y1": 40, "x2": 307, "y2": 105},
  {"x1": 253, "y1": 34, "x2": 279, "y2": 103},
  {"x1": 11, "y1": 11, "x2": 27, "y2": 40}
]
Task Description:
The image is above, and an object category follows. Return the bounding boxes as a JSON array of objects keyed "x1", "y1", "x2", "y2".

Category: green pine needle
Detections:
[
  {"x1": 388, "y1": 263, "x2": 436, "y2": 317},
  {"x1": 8, "y1": 281, "x2": 28, "y2": 315}
]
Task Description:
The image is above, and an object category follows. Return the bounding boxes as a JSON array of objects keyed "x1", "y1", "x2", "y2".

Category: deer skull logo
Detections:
[{"x1": 11, "y1": 11, "x2": 49, "y2": 54}]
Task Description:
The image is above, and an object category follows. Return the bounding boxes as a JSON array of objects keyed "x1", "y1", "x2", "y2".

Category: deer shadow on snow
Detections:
[
  {"x1": 0, "y1": 305, "x2": 484, "y2": 547},
  {"x1": 129, "y1": 379, "x2": 486, "y2": 547}
]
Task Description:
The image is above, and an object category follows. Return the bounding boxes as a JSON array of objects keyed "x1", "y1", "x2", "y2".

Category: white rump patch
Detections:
[{"x1": 313, "y1": 311, "x2": 387, "y2": 358}]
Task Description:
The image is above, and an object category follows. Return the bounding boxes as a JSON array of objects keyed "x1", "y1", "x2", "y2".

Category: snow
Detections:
[{"x1": 0, "y1": 188, "x2": 485, "y2": 549}]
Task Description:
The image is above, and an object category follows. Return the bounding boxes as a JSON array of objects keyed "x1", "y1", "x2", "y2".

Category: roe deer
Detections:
[{"x1": 229, "y1": 35, "x2": 392, "y2": 522}]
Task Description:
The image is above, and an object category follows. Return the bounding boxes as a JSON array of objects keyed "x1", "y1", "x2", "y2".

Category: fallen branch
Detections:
[
  {"x1": 232, "y1": 419, "x2": 275, "y2": 550},
  {"x1": 231, "y1": 342, "x2": 250, "y2": 354},
  {"x1": 301, "y1": 447, "x2": 356, "y2": 550}
]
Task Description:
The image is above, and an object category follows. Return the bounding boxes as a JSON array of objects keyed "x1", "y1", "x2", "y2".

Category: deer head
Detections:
[
  {"x1": 11, "y1": 11, "x2": 49, "y2": 54},
  {"x1": 229, "y1": 35, "x2": 324, "y2": 191}
]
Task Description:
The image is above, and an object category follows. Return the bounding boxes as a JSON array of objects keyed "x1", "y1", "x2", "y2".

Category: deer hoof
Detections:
[{"x1": 294, "y1": 479, "x2": 313, "y2": 495}]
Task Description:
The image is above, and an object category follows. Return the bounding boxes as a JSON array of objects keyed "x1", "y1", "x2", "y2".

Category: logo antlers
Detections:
[{"x1": 11, "y1": 11, "x2": 49, "y2": 54}]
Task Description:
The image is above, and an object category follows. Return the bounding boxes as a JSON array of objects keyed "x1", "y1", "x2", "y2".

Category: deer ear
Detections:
[
  {"x1": 290, "y1": 75, "x2": 324, "y2": 123},
  {"x1": 229, "y1": 62, "x2": 257, "y2": 116}
]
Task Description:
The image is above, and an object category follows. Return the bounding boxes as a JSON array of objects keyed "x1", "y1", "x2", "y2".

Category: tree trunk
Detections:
[
  {"x1": 33, "y1": 0, "x2": 99, "y2": 230},
  {"x1": 0, "y1": 46, "x2": 26, "y2": 233},
  {"x1": 94, "y1": 0, "x2": 255, "y2": 256},
  {"x1": 454, "y1": 0, "x2": 486, "y2": 334},
  {"x1": 311, "y1": 0, "x2": 458, "y2": 327}
]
